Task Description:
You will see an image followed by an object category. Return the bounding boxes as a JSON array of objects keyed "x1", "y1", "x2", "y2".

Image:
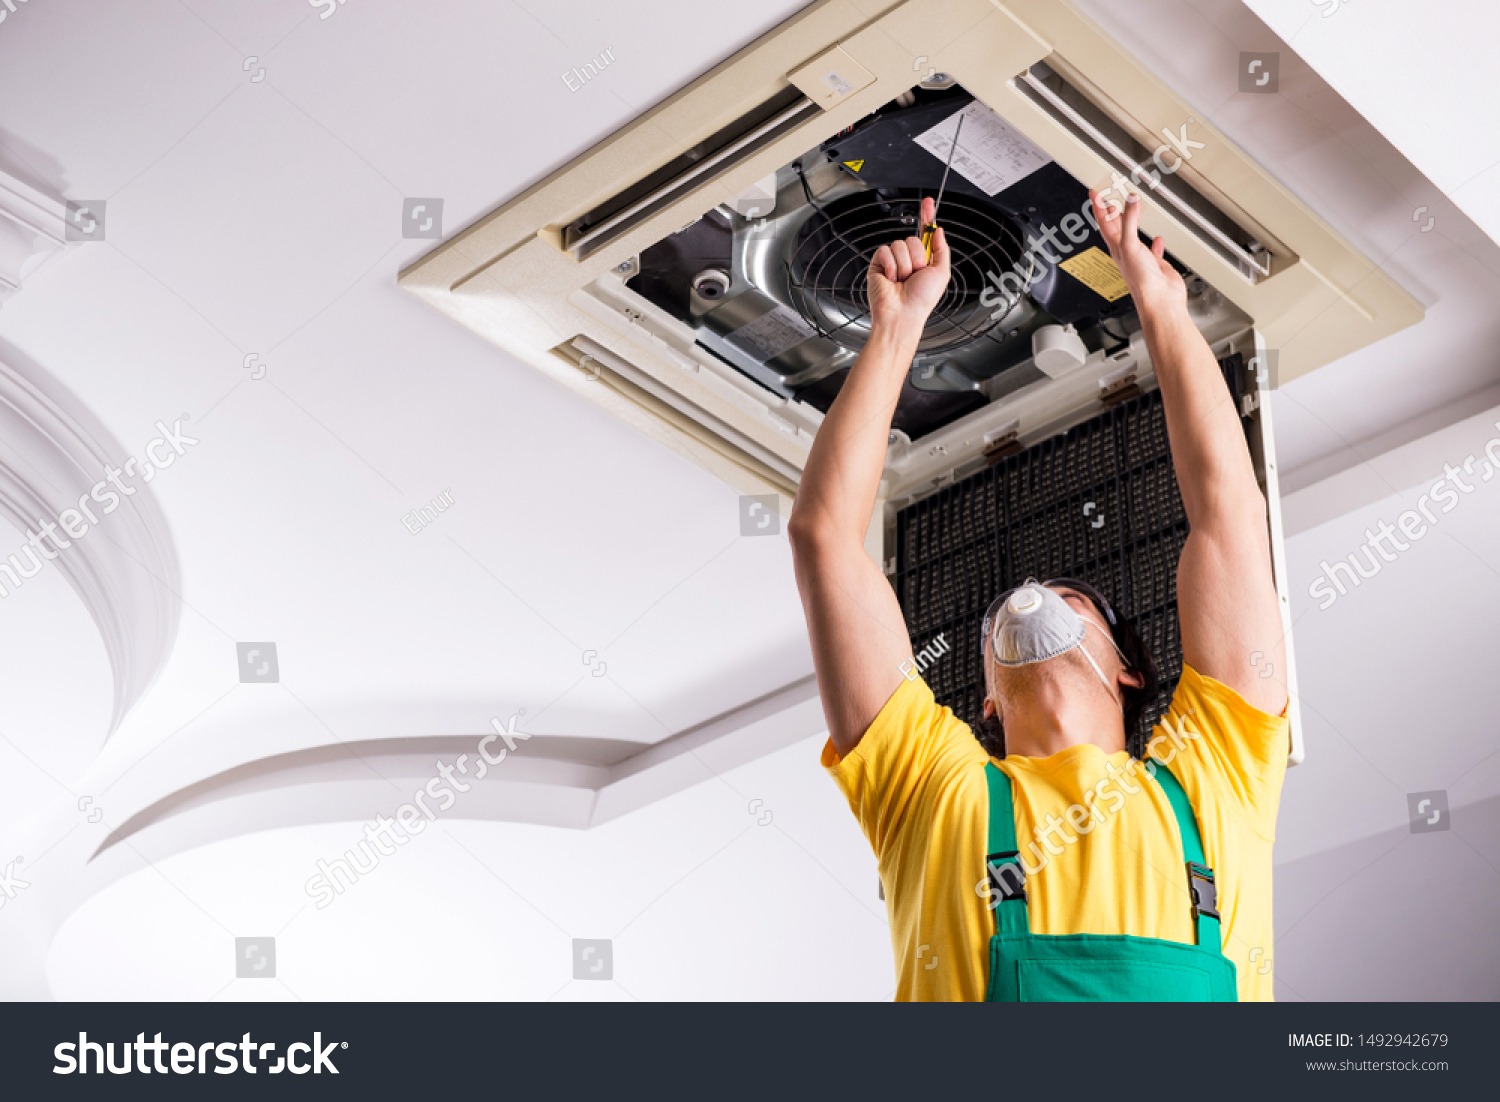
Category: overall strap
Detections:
[
  {"x1": 1152, "y1": 764, "x2": 1222, "y2": 949},
  {"x1": 984, "y1": 763, "x2": 1028, "y2": 935}
]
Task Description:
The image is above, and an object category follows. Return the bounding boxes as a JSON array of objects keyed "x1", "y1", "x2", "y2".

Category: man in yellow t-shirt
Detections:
[{"x1": 787, "y1": 193, "x2": 1291, "y2": 1001}]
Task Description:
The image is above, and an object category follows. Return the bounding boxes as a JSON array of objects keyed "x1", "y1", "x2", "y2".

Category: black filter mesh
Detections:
[{"x1": 893, "y1": 359, "x2": 1244, "y2": 757}]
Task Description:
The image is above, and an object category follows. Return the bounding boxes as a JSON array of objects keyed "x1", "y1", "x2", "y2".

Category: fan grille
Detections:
[{"x1": 787, "y1": 191, "x2": 1029, "y2": 356}]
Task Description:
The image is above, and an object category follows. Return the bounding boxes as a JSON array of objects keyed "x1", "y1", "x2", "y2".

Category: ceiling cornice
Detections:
[
  {"x1": 0, "y1": 344, "x2": 182, "y2": 736},
  {"x1": 0, "y1": 168, "x2": 68, "y2": 303}
]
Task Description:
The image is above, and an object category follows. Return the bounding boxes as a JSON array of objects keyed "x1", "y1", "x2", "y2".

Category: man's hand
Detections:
[
  {"x1": 867, "y1": 197, "x2": 950, "y2": 337},
  {"x1": 1089, "y1": 189, "x2": 1186, "y2": 317}
]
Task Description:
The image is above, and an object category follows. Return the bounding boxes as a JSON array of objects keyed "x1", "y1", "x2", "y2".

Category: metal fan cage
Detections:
[{"x1": 786, "y1": 190, "x2": 1031, "y2": 356}]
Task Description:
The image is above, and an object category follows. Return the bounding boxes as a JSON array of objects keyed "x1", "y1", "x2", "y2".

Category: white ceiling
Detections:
[
  {"x1": 0, "y1": 0, "x2": 1495, "y2": 1001},
  {"x1": 1240, "y1": 0, "x2": 1500, "y2": 254}
]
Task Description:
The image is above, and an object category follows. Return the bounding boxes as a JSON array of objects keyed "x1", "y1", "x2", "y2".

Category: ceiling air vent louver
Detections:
[{"x1": 1011, "y1": 61, "x2": 1285, "y2": 284}]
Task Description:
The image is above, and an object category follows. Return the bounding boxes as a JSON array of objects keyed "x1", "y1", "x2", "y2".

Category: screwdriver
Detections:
[{"x1": 921, "y1": 112, "x2": 965, "y2": 262}]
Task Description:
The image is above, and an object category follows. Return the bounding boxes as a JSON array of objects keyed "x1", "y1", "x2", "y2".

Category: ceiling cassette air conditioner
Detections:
[
  {"x1": 400, "y1": 0, "x2": 1420, "y2": 507},
  {"x1": 402, "y1": 0, "x2": 1426, "y2": 766}
]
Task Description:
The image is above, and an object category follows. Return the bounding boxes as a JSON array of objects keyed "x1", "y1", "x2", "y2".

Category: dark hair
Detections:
[{"x1": 972, "y1": 605, "x2": 1160, "y2": 759}]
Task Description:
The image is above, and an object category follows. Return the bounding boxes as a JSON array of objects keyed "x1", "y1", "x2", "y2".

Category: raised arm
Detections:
[
  {"x1": 1090, "y1": 189, "x2": 1287, "y2": 717},
  {"x1": 787, "y1": 198, "x2": 951, "y2": 757}
]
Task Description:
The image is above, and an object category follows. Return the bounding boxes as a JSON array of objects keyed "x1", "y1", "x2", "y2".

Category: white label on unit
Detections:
[
  {"x1": 725, "y1": 305, "x2": 818, "y2": 361},
  {"x1": 913, "y1": 102, "x2": 1053, "y2": 196},
  {"x1": 821, "y1": 70, "x2": 853, "y2": 97}
]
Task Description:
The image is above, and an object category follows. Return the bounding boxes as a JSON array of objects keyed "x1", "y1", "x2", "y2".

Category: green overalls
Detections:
[{"x1": 983, "y1": 761, "x2": 1238, "y2": 1001}]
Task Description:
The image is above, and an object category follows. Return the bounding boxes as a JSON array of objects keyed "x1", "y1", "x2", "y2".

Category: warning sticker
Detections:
[
  {"x1": 1058, "y1": 246, "x2": 1130, "y2": 302},
  {"x1": 913, "y1": 102, "x2": 1052, "y2": 196},
  {"x1": 842, "y1": 159, "x2": 865, "y2": 173},
  {"x1": 725, "y1": 305, "x2": 818, "y2": 361}
]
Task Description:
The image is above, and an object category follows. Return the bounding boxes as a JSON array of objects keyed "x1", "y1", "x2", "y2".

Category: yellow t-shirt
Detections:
[{"x1": 821, "y1": 664, "x2": 1290, "y2": 1001}]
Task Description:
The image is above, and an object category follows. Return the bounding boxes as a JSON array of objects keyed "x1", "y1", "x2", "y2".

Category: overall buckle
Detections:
[
  {"x1": 1187, "y1": 861, "x2": 1219, "y2": 921},
  {"x1": 987, "y1": 851, "x2": 1027, "y2": 903}
]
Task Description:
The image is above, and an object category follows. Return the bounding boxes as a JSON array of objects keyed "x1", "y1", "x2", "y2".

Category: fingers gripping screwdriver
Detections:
[{"x1": 921, "y1": 112, "x2": 964, "y2": 262}]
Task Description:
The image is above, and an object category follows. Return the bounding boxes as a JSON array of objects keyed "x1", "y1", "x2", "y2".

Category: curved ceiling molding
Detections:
[
  {"x1": 92, "y1": 674, "x2": 822, "y2": 862},
  {"x1": 0, "y1": 342, "x2": 181, "y2": 736},
  {"x1": 0, "y1": 168, "x2": 68, "y2": 304},
  {"x1": 0, "y1": 676, "x2": 821, "y2": 999}
]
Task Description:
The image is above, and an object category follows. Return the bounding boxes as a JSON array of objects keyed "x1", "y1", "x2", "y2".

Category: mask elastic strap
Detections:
[{"x1": 1077, "y1": 623, "x2": 1125, "y2": 712}]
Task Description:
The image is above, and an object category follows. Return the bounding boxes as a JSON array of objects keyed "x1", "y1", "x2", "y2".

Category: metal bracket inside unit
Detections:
[
  {"x1": 1098, "y1": 363, "x2": 1140, "y2": 407},
  {"x1": 981, "y1": 419, "x2": 1022, "y2": 463},
  {"x1": 1012, "y1": 64, "x2": 1275, "y2": 283}
]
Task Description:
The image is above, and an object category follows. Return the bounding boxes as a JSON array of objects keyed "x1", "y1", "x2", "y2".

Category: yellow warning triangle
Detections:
[{"x1": 842, "y1": 159, "x2": 865, "y2": 172}]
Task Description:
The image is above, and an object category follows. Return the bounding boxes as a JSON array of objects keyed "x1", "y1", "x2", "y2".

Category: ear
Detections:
[
  {"x1": 982, "y1": 695, "x2": 997, "y2": 720},
  {"x1": 1120, "y1": 667, "x2": 1146, "y2": 692}
]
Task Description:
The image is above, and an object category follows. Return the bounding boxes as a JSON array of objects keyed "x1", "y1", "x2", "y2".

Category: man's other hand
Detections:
[
  {"x1": 1089, "y1": 189, "x2": 1187, "y2": 317},
  {"x1": 868, "y1": 196, "x2": 951, "y2": 337}
]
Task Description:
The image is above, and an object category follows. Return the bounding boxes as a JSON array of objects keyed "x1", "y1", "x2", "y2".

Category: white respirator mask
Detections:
[{"x1": 983, "y1": 581, "x2": 1129, "y2": 709}]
